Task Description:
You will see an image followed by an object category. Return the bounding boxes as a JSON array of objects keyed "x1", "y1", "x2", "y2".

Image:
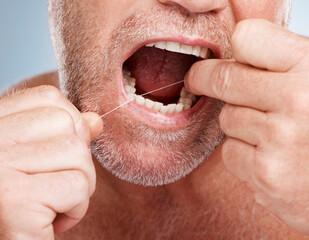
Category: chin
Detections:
[
  {"x1": 91, "y1": 97, "x2": 224, "y2": 186},
  {"x1": 55, "y1": 5, "x2": 231, "y2": 186},
  {"x1": 88, "y1": 37, "x2": 226, "y2": 186}
]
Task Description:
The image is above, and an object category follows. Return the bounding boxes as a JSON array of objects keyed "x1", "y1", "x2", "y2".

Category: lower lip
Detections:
[{"x1": 117, "y1": 70, "x2": 208, "y2": 130}]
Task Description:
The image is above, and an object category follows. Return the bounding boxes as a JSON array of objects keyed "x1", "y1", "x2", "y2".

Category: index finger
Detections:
[
  {"x1": 0, "y1": 85, "x2": 96, "y2": 141},
  {"x1": 0, "y1": 85, "x2": 81, "y2": 123},
  {"x1": 185, "y1": 59, "x2": 283, "y2": 111},
  {"x1": 232, "y1": 19, "x2": 309, "y2": 72}
]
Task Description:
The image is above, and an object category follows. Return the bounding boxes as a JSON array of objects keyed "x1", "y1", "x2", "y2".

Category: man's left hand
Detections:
[{"x1": 185, "y1": 19, "x2": 309, "y2": 234}]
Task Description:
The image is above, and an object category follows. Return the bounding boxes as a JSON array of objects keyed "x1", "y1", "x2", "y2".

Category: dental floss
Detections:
[{"x1": 99, "y1": 80, "x2": 184, "y2": 118}]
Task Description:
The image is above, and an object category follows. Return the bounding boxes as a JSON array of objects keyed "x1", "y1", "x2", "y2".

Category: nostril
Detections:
[{"x1": 158, "y1": 0, "x2": 228, "y2": 14}]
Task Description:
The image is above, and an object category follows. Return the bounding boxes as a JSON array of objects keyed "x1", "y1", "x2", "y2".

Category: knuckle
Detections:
[
  {"x1": 50, "y1": 107, "x2": 75, "y2": 131},
  {"x1": 265, "y1": 117, "x2": 286, "y2": 143},
  {"x1": 68, "y1": 170, "x2": 89, "y2": 198},
  {"x1": 219, "y1": 104, "x2": 230, "y2": 132},
  {"x1": 221, "y1": 138, "x2": 237, "y2": 161},
  {"x1": 66, "y1": 136, "x2": 91, "y2": 162},
  {"x1": 285, "y1": 90, "x2": 309, "y2": 114},
  {"x1": 232, "y1": 20, "x2": 249, "y2": 49},
  {"x1": 264, "y1": 115, "x2": 288, "y2": 143},
  {"x1": 232, "y1": 19, "x2": 264, "y2": 49},
  {"x1": 213, "y1": 62, "x2": 233, "y2": 98},
  {"x1": 278, "y1": 125, "x2": 293, "y2": 143},
  {"x1": 253, "y1": 156, "x2": 280, "y2": 193},
  {"x1": 75, "y1": 138, "x2": 91, "y2": 159},
  {"x1": 69, "y1": 138, "x2": 94, "y2": 194},
  {"x1": 264, "y1": 115, "x2": 277, "y2": 142},
  {"x1": 36, "y1": 85, "x2": 62, "y2": 102},
  {"x1": 232, "y1": 20, "x2": 254, "y2": 53},
  {"x1": 89, "y1": 177, "x2": 96, "y2": 196},
  {"x1": 77, "y1": 119, "x2": 92, "y2": 142},
  {"x1": 265, "y1": 116, "x2": 297, "y2": 146}
]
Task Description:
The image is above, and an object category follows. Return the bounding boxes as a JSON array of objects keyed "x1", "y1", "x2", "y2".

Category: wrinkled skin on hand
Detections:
[
  {"x1": 186, "y1": 19, "x2": 309, "y2": 234},
  {"x1": 0, "y1": 85, "x2": 103, "y2": 239}
]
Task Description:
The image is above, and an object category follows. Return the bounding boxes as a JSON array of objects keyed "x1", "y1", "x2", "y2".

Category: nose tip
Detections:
[{"x1": 158, "y1": 0, "x2": 227, "y2": 14}]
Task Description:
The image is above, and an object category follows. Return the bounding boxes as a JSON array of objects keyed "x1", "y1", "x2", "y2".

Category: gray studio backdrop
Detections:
[{"x1": 0, "y1": 0, "x2": 308, "y2": 91}]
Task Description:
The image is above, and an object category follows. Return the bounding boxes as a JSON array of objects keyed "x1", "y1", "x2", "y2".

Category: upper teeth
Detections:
[
  {"x1": 122, "y1": 69, "x2": 197, "y2": 114},
  {"x1": 145, "y1": 41, "x2": 210, "y2": 59}
]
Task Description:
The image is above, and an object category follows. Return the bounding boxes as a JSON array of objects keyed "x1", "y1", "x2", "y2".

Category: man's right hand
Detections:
[{"x1": 0, "y1": 85, "x2": 103, "y2": 240}]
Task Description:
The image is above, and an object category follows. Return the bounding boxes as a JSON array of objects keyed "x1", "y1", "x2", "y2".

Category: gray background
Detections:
[{"x1": 0, "y1": 0, "x2": 308, "y2": 91}]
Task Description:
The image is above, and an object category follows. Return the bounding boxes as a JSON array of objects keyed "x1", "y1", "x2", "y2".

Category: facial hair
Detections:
[{"x1": 48, "y1": 0, "x2": 232, "y2": 186}]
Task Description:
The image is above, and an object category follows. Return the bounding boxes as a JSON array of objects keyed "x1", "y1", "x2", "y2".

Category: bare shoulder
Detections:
[
  {"x1": 1, "y1": 71, "x2": 60, "y2": 97},
  {"x1": 21, "y1": 71, "x2": 59, "y2": 89}
]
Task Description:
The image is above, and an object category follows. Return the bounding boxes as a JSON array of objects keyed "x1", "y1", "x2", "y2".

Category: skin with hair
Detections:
[{"x1": 2, "y1": 0, "x2": 309, "y2": 239}]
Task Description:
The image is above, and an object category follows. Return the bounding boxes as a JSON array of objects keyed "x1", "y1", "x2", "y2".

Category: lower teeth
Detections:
[{"x1": 123, "y1": 68, "x2": 197, "y2": 114}]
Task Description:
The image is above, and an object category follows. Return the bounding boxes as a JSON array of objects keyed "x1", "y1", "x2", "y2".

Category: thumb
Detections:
[{"x1": 81, "y1": 112, "x2": 104, "y2": 140}]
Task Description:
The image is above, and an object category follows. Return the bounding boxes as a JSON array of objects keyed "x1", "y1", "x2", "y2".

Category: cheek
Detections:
[
  {"x1": 88, "y1": 0, "x2": 150, "y2": 40},
  {"x1": 230, "y1": 0, "x2": 290, "y2": 26},
  {"x1": 90, "y1": 0, "x2": 145, "y2": 21},
  {"x1": 88, "y1": 0, "x2": 136, "y2": 34}
]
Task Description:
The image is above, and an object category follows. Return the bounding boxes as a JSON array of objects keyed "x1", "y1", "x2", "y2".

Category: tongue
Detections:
[{"x1": 126, "y1": 46, "x2": 197, "y2": 103}]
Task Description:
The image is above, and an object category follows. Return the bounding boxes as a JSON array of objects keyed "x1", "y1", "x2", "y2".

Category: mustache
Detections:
[
  {"x1": 48, "y1": 1, "x2": 233, "y2": 109},
  {"x1": 109, "y1": 4, "x2": 233, "y2": 60}
]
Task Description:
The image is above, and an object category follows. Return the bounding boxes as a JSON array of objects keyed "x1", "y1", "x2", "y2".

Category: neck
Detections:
[
  {"x1": 77, "y1": 144, "x2": 305, "y2": 239},
  {"x1": 93, "y1": 143, "x2": 223, "y2": 205}
]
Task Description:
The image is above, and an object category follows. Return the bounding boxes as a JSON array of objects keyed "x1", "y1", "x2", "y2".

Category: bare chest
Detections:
[{"x1": 55, "y1": 182, "x2": 309, "y2": 240}]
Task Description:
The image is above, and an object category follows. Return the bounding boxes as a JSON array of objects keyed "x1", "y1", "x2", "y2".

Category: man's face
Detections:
[{"x1": 48, "y1": 0, "x2": 290, "y2": 186}]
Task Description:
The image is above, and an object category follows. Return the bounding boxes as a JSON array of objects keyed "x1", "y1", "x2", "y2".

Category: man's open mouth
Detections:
[{"x1": 120, "y1": 40, "x2": 215, "y2": 125}]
